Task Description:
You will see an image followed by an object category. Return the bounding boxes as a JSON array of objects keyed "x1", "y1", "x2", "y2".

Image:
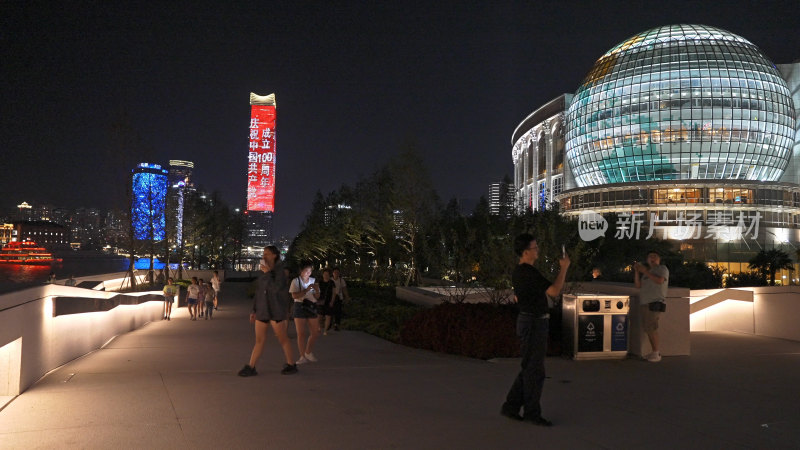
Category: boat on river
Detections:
[{"x1": 0, "y1": 241, "x2": 62, "y2": 265}]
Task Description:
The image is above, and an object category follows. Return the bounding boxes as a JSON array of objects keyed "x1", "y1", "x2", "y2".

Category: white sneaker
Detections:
[
  {"x1": 304, "y1": 352, "x2": 317, "y2": 362},
  {"x1": 646, "y1": 352, "x2": 661, "y2": 362},
  {"x1": 296, "y1": 356, "x2": 309, "y2": 365}
]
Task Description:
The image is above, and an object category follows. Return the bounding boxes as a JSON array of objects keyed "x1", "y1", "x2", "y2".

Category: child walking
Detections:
[{"x1": 204, "y1": 281, "x2": 216, "y2": 320}]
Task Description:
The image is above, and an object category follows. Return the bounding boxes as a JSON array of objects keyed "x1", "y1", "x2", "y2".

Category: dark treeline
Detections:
[{"x1": 286, "y1": 147, "x2": 795, "y2": 290}]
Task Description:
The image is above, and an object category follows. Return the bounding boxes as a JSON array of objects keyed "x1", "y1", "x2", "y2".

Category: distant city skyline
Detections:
[{"x1": 3, "y1": 2, "x2": 797, "y2": 237}]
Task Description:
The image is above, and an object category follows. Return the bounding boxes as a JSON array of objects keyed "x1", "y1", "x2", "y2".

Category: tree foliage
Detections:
[{"x1": 748, "y1": 248, "x2": 794, "y2": 286}]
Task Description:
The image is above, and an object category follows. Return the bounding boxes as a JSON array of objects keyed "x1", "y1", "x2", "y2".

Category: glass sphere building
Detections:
[
  {"x1": 512, "y1": 24, "x2": 800, "y2": 277},
  {"x1": 565, "y1": 24, "x2": 795, "y2": 187}
]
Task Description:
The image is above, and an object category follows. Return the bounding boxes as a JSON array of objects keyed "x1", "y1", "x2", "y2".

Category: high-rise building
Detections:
[
  {"x1": 131, "y1": 163, "x2": 169, "y2": 241},
  {"x1": 489, "y1": 180, "x2": 514, "y2": 217},
  {"x1": 245, "y1": 210, "x2": 273, "y2": 247},
  {"x1": 245, "y1": 93, "x2": 277, "y2": 246},
  {"x1": 324, "y1": 203, "x2": 352, "y2": 225},
  {"x1": 246, "y1": 93, "x2": 277, "y2": 212},
  {"x1": 168, "y1": 160, "x2": 194, "y2": 247},
  {"x1": 168, "y1": 160, "x2": 194, "y2": 188},
  {"x1": 15, "y1": 202, "x2": 32, "y2": 221}
]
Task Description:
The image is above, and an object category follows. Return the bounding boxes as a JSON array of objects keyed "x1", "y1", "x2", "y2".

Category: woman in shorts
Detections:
[
  {"x1": 162, "y1": 277, "x2": 177, "y2": 320},
  {"x1": 239, "y1": 246, "x2": 297, "y2": 376},
  {"x1": 289, "y1": 262, "x2": 321, "y2": 364},
  {"x1": 211, "y1": 270, "x2": 222, "y2": 310},
  {"x1": 186, "y1": 277, "x2": 200, "y2": 320}
]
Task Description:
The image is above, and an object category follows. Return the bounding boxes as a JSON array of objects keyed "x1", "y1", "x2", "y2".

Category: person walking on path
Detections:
[
  {"x1": 162, "y1": 277, "x2": 177, "y2": 320},
  {"x1": 203, "y1": 281, "x2": 215, "y2": 320},
  {"x1": 239, "y1": 246, "x2": 297, "y2": 376},
  {"x1": 634, "y1": 250, "x2": 669, "y2": 362},
  {"x1": 317, "y1": 269, "x2": 336, "y2": 334},
  {"x1": 211, "y1": 270, "x2": 222, "y2": 310},
  {"x1": 330, "y1": 267, "x2": 349, "y2": 332},
  {"x1": 186, "y1": 277, "x2": 200, "y2": 320},
  {"x1": 197, "y1": 278, "x2": 206, "y2": 319},
  {"x1": 289, "y1": 262, "x2": 321, "y2": 365},
  {"x1": 501, "y1": 233, "x2": 569, "y2": 426}
]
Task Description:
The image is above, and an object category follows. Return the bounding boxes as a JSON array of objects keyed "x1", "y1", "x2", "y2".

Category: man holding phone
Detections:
[
  {"x1": 501, "y1": 233, "x2": 569, "y2": 426},
  {"x1": 634, "y1": 250, "x2": 669, "y2": 362}
]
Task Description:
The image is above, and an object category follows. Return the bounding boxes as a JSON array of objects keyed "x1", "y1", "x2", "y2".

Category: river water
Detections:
[{"x1": 0, "y1": 253, "x2": 130, "y2": 294}]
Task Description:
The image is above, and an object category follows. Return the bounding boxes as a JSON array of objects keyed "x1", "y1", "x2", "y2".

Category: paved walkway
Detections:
[{"x1": 1, "y1": 283, "x2": 799, "y2": 449}]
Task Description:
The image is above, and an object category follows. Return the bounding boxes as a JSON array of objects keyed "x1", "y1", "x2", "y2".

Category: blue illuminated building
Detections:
[{"x1": 132, "y1": 163, "x2": 168, "y2": 241}]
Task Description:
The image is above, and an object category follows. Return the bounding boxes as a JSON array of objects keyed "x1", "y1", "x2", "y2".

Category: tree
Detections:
[
  {"x1": 749, "y1": 249, "x2": 794, "y2": 286},
  {"x1": 385, "y1": 143, "x2": 439, "y2": 285}
]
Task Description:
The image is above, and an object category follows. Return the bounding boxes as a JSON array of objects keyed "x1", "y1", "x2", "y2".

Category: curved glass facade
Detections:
[{"x1": 565, "y1": 24, "x2": 796, "y2": 187}]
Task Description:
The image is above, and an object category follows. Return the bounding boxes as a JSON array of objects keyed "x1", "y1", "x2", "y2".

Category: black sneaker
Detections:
[
  {"x1": 238, "y1": 365, "x2": 257, "y2": 377},
  {"x1": 500, "y1": 407, "x2": 523, "y2": 421},
  {"x1": 526, "y1": 416, "x2": 553, "y2": 427},
  {"x1": 281, "y1": 364, "x2": 298, "y2": 375}
]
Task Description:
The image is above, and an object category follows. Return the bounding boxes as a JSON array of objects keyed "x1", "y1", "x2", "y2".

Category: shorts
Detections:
[
  {"x1": 188, "y1": 298, "x2": 198, "y2": 306},
  {"x1": 640, "y1": 304, "x2": 662, "y2": 333},
  {"x1": 258, "y1": 319, "x2": 283, "y2": 324},
  {"x1": 293, "y1": 302, "x2": 318, "y2": 319}
]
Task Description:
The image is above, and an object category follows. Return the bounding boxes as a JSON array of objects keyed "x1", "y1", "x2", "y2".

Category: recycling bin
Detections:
[{"x1": 562, "y1": 294, "x2": 629, "y2": 360}]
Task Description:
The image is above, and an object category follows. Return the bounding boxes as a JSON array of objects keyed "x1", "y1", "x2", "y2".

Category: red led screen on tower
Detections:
[{"x1": 246, "y1": 104, "x2": 276, "y2": 211}]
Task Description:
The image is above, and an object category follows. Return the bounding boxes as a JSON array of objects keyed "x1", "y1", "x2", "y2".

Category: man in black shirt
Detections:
[{"x1": 501, "y1": 233, "x2": 570, "y2": 426}]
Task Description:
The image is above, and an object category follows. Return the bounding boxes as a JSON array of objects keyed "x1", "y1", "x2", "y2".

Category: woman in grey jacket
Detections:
[{"x1": 239, "y1": 246, "x2": 298, "y2": 376}]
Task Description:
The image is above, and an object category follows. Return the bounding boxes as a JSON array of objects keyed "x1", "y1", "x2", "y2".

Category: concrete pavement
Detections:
[{"x1": 1, "y1": 282, "x2": 799, "y2": 449}]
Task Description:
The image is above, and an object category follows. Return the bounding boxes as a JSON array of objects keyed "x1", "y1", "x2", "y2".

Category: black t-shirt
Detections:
[
  {"x1": 318, "y1": 279, "x2": 336, "y2": 305},
  {"x1": 512, "y1": 263, "x2": 552, "y2": 317}
]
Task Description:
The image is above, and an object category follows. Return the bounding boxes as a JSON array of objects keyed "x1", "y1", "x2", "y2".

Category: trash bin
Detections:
[{"x1": 562, "y1": 294, "x2": 629, "y2": 360}]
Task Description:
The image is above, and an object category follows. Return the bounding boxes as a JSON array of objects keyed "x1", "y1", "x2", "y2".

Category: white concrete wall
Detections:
[
  {"x1": 690, "y1": 286, "x2": 800, "y2": 341},
  {"x1": 0, "y1": 283, "x2": 163, "y2": 396}
]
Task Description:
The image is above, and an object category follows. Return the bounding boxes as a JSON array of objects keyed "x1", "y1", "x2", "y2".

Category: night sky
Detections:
[{"x1": 2, "y1": 1, "x2": 798, "y2": 238}]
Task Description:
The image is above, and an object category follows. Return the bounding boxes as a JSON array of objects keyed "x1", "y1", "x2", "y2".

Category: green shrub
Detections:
[
  {"x1": 340, "y1": 284, "x2": 423, "y2": 343},
  {"x1": 400, "y1": 303, "x2": 519, "y2": 359}
]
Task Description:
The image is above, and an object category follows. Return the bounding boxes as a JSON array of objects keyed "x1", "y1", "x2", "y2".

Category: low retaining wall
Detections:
[
  {"x1": 690, "y1": 286, "x2": 800, "y2": 341},
  {"x1": 0, "y1": 283, "x2": 163, "y2": 396},
  {"x1": 396, "y1": 286, "x2": 513, "y2": 306}
]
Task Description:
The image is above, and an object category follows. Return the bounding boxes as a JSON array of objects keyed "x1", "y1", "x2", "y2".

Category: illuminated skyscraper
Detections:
[
  {"x1": 168, "y1": 160, "x2": 194, "y2": 189},
  {"x1": 245, "y1": 210, "x2": 273, "y2": 247},
  {"x1": 489, "y1": 180, "x2": 514, "y2": 218},
  {"x1": 168, "y1": 160, "x2": 194, "y2": 246},
  {"x1": 245, "y1": 93, "x2": 277, "y2": 245},
  {"x1": 131, "y1": 163, "x2": 168, "y2": 241}
]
